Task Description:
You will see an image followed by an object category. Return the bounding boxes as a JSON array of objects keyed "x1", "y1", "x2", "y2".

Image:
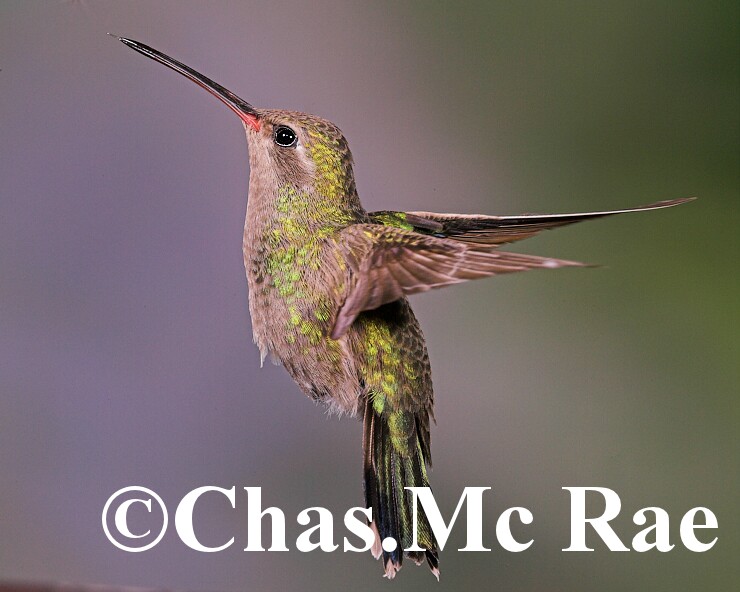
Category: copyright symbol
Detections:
[{"x1": 102, "y1": 486, "x2": 168, "y2": 552}]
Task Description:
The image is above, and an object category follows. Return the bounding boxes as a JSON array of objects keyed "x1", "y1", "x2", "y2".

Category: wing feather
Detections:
[
  {"x1": 335, "y1": 198, "x2": 694, "y2": 337},
  {"x1": 370, "y1": 198, "x2": 694, "y2": 247},
  {"x1": 331, "y1": 225, "x2": 586, "y2": 338}
]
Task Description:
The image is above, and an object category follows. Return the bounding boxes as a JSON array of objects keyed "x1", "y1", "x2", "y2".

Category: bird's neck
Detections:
[{"x1": 244, "y1": 179, "x2": 365, "y2": 251}]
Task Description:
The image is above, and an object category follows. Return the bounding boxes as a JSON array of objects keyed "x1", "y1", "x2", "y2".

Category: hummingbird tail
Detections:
[{"x1": 363, "y1": 399, "x2": 439, "y2": 579}]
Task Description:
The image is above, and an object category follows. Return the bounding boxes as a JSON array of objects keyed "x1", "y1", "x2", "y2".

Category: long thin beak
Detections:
[{"x1": 112, "y1": 35, "x2": 261, "y2": 131}]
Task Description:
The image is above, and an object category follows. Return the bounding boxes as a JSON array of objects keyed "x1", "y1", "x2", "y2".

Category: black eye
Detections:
[{"x1": 274, "y1": 126, "x2": 297, "y2": 147}]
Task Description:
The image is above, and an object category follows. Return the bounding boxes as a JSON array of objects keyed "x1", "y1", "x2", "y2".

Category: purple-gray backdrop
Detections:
[{"x1": 1, "y1": 1, "x2": 737, "y2": 590}]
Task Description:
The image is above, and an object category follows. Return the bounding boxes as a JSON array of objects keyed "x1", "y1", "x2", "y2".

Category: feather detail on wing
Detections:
[
  {"x1": 369, "y1": 198, "x2": 694, "y2": 247},
  {"x1": 330, "y1": 225, "x2": 586, "y2": 339}
]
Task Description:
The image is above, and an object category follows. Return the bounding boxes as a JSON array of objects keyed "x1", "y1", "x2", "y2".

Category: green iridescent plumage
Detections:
[{"x1": 117, "y1": 35, "x2": 694, "y2": 580}]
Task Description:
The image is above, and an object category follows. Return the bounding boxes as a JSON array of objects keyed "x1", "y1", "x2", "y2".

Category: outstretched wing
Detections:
[
  {"x1": 333, "y1": 198, "x2": 695, "y2": 337},
  {"x1": 331, "y1": 225, "x2": 586, "y2": 339},
  {"x1": 369, "y1": 198, "x2": 694, "y2": 247}
]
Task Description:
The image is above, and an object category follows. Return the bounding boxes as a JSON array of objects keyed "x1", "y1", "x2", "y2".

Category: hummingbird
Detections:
[{"x1": 115, "y1": 36, "x2": 693, "y2": 579}]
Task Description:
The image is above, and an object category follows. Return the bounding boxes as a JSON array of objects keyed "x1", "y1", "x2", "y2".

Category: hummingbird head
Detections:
[
  {"x1": 243, "y1": 109, "x2": 356, "y2": 200},
  {"x1": 115, "y1": 37, "x2": 357, "y2": 201}
]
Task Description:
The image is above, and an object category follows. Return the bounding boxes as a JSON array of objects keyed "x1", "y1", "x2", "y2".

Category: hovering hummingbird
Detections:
[{"x1": 115, "y1": 36, "x2": 692, "y2": 579}]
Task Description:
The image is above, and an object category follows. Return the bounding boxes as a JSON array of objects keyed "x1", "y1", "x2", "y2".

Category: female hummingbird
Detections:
[{"x1": 115, "y1": 36, "x2": 692, "y2": 579}]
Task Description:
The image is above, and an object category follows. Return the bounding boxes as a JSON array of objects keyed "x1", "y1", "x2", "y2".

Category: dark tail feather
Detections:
[{"x1": 363, "y1": 400, "x2": 439, "y2": 579}]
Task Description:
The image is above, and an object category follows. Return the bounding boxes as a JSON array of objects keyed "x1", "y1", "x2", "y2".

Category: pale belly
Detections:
[
  {"x1": 242, "y1": 231, "x2": 433, "y2": 419},
  {"x1": 243, "y1": 239, "x2": 363, "y2": 415}
]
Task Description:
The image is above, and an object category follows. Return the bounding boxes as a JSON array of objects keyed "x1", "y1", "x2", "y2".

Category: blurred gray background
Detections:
[{"x1": 0, "y1": 1, "x2": 737, "y2": 590}]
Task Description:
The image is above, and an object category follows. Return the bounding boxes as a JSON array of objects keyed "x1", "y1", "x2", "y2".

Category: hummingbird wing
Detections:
[
  {"x1": 334, "y1": 198, "x2": 694, "y2": 338},
  {"x1": 331, "y1": 225, "x2": 586, "y2": 339},
  {"x1": 369, "y1": 198, "x2": 693, "y2": 247}
]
